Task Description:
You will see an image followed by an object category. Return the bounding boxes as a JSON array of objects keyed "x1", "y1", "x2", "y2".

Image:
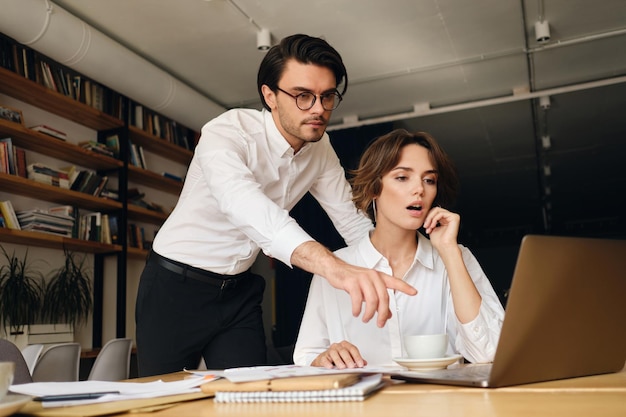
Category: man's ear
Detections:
[{"x1": 261, "y1": 85, "x2": 277, "y2": 110}]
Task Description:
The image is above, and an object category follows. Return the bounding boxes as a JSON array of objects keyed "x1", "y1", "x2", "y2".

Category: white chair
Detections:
[
  {"x1": 0, "y1": 339, "x2": 32, "y2": 384},
  {"x1": 20, "y1": 344, "x2": 44, "y2": 375},
  {"x1": 88, "y1": 338, "x2": 133, "y2": 381},
  {"x1": 32, "y1": 342, "x2": 81, "y2": 382}
]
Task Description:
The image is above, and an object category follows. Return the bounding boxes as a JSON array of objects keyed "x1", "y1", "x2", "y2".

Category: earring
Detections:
[{"x1": 372, "y1": 199, "x2": 377, "y2": 223}]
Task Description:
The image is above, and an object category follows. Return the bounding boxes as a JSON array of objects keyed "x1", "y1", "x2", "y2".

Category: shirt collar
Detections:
[{"x1": 357, "y1": 231, "x2": 435, "y2": 270}]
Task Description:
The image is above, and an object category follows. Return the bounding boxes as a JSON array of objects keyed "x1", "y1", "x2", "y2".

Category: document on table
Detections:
[
  {"x1": 9, "y1": 375, "x2": 218, "y2": 408},
  {"x1": 188, "y1": 364, "x2": 404, "y2": 383}
]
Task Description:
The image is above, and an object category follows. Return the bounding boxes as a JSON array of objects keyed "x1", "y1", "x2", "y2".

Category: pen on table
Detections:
[{"x1": 34, "y1": 391, "x2": 120, "y2": 402}]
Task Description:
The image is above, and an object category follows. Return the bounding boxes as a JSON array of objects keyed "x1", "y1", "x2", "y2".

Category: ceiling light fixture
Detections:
[
  {"x1": 257, "y1": 28, "x2": 271, "y2": 51},
  {"x1": 535, "y1": 20, "x2": 550, "y2": 43}
]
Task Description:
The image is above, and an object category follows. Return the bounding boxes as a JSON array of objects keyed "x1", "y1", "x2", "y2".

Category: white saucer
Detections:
[
  {"x1": 0, "y1": 394, "x2": 32, "y2": 417},
  {"x1": 392, "y1": 354, "x2": 463, "y2": 371}
]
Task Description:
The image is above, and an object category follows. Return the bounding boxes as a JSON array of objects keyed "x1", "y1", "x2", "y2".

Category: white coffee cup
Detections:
[
  {"x1": 404, "y1": 333, "x2": 448, "y2": 359},
  {"x1": 0, "y1": 361, "x2": 15, "y2": 401}
]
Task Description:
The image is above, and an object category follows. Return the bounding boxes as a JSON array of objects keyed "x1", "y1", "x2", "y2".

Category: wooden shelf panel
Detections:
[
  {"x1": 0, "y1": 173, "x2": 122, "y2": 212},
  {"x1": 0, "y1": 228, "x2": 122, "y2": 253},
  {"x1": 127, "y1": 165, "x2": 183, "y2": 195},
  {"x1": 0, "y1": 119, "x2": 123, "y2": 171},
  {"x1": 127, "y1": 247, "x2": 149, "y2": 260},
  {"x1": 0, "y1": 67, "x2": 123, "y2": 131},
  {"x1": 128, "y1": 126, "x2": 193, "y2": 165},
  {"x1": 127, "y1": 204, "x2": 169, "y2": 224}
]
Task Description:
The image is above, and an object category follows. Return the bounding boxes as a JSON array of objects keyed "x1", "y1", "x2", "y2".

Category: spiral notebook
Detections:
[{"x1": 213, "y1": 374, "x2": 384, "y2": 403}]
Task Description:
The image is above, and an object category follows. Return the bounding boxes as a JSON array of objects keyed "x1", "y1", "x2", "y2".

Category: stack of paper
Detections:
[
  {"x1": 207, "y1": 374, "x2": 384, "y2": 403},
  {"x1": 10, "y1": 375, "x2": 216, "y2": 408},
  {"x1": 194, "y1": 364, "x2": 389, "y2": 403}
]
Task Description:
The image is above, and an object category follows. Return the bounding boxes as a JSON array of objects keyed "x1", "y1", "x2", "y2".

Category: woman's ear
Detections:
[{"x1": 261, "y1": 85, "x2": 277, "y2": 110}]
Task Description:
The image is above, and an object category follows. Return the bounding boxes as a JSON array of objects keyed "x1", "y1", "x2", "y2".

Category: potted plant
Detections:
[
  {"x1": 41, "y1": 250, "x2": 93, "y2": 331},
  {"x1": 0, "y1": 245, "x2": 45, "y2": 345}
]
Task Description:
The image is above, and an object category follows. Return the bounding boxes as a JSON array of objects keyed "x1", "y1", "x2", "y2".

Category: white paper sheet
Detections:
[
  {"x1": 9, "y1": 375, "x2": 218, "y2": 408},
  {"x1": 187, "y1": 364, "x2": 404, "y2": 383}
]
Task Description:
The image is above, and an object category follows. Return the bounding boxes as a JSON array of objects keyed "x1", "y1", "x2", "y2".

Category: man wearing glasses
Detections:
[{"x1": 136, "y1": 34, "x2": 416, "y2": 376}]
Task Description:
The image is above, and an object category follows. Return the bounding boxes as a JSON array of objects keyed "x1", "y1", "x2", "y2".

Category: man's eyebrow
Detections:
[{"x1": 291, "y1": 86, "x2": 339, "y2": 94}]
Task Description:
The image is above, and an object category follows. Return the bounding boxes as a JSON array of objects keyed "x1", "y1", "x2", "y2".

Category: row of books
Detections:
[
  {"x1": 0, "y1": 200, "x2": 20, "y2": 230},
  {"x1": 16, "y1": 207, "x2": 75, "y2": 237},
  {"x1": 0, "y1": 137, "x2": 26, "y2": 177},
  {"x1": 27, "y1": 163, "x2": 71, "y2": 189},
  {"x1": 0, "y1": 202, "x2": 122, "y2": 245},
  {"x1": 129, "y1": 102, "x2": 198, "y2": 151},
  {"x1": 66, "y1": 165, "x2": 110, "y2": 197},
  {"x1": 23, "y1": 161, "x2": 114, "y2": 199},
  {"x1": 0, "y1": 33, "x2": 198, "y2": 152},
  {"x1": 0, "y1": 34, "x2": 124, "y2": 119},
  {"x1": 130, "y1": 141, "x2": 148, "y2": 169},
  {"x1": 1, "y1": 200, "x2": 156, "y2": 250},
  {"x1": 77, "y1": 211, "x2": 119, "y2": 244}
]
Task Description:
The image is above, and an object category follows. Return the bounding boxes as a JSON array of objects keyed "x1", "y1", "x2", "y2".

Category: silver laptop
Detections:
[{"x1": 394, "y1": 234, "x2": 626, "y2": 388}]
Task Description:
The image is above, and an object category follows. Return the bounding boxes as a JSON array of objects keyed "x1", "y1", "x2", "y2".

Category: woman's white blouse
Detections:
[{"x1": 294, "y1": 232, "x2": 505, "y2": 366}]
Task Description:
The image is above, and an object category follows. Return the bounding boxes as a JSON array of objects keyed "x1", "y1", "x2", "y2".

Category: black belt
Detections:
[{"x1": 150, "y1": 251, "x2": 248, "y2": 290}]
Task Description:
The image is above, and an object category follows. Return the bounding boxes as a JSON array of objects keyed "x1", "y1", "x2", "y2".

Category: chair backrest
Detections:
[
  {"x1": 20, "y1": 344, "x2": 44, "y2": 375},
  {"x1": 31, "y1": 342, "x2": 81, "y2": 382},
  {"x1": 88, "y1": 338, "x2": 132, "y2": 381},
  {"x1": 0, "y1": 339, "x2": 32, "y2": 384}
]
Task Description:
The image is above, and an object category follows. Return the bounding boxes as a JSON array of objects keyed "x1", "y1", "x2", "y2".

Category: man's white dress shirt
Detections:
[{"x1": 153, "y1": 108, "x2": 372, "y2": 274}]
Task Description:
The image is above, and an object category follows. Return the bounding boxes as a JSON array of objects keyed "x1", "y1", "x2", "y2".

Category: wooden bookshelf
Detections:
[
  {"x1": 0, "y1": 35, "x2": 196, "y2": 346},
  {"x1": 0, "y1": 119, "x2": 123, "y2": 171},
  {"x1": 0, "y1": 173, "x2": 122, "y2": 212},
  {"x1": 126, "y1": 204, "x2": 169, "y2": 225},
  {"x1": 128, "y1": 126, "x2": 193, "y2": 165},
  {"x1": 0, "y1": 228, "x2": 122, "y2": 253},
  {"x1": 127, "y1": 165, "x2": 184, "y2": 195},
  {"x1": 0, "y1": 67, "x2": 123, "y2": 131}
]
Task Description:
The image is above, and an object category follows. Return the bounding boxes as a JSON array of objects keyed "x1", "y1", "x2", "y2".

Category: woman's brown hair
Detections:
[{"x1": 350, "y1": 129, "x2": 459, "y2": 222}]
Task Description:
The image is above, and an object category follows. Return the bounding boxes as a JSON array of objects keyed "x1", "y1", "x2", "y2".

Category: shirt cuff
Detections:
[{"x1": 268, "y1": 220, "x2": 314, "y2": 268}]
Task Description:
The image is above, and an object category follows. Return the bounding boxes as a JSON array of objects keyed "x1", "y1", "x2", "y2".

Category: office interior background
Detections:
[{"x1": 1, "y1": 0, "x2": 625, "y2": 350}]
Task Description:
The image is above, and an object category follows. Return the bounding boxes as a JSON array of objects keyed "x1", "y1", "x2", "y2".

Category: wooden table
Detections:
[{"x1": 19, "y1": 363, "x2": 626, "y2": 417}]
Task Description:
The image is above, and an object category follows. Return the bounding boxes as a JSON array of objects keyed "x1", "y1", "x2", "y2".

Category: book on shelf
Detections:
[
  {"x1": 127, "y1": 223, "x2": 143, "y2": 249},
  {"x1": 0, "y1": 138, "x2": 9, "y2": 174},
  {"x1": 16, "y1": 207, "x2": 74, "y2": 237},
  {"x1": 105, "y1": 134, "x2": 121, "y2": 158},
  {"x1": 0, "y1": 137, "x2": 21, "y2": 175},
  {"x1": 0, "y1": 200, "x2": 21, "y2": 230},
  {"x1": 162, "y1": 171, "x2": 183, "y2": 182},
  {"x1": 30, "y1": 124, "x2": 67, "y2": 141},
  {"x1": 79, "y1": 140, "x2": 116, "y2": 157},
  {"x1": 99, "y1": 188, "x2": 119, "y2": 201},
  {"x1": 27, "y1": 163, "x2": 70, "y2": 189},
  {"x1": 15, "y1": 147, "x2": 26, "y2": 177},
  {"x1": 138, "y1": 146, "x2": 148, "y2": 169},
  {"x1": 108, "y1": 215, "x2": 119, "y2": 244},
  {"x1": 208, "y1": 374, "x2": 385, "y2": 403},
  {"x1": 78, "y1": 211, "x2": 102, "y2": 242},
  {"x1": 101, "y1": 213, "x2": 112, "y2": 245},
  {"x1": 65, "y1": 168, "x2": 107, "y2": 196},
  {"x1": 129, "y1": 142, "x2": 142, "y2": 167},
  {"x1": 92, "y1": 175, "x2": 109, "y2": 197},
  {"x1": 48, "y1": 205, "x2": 79, "y2": 238}
]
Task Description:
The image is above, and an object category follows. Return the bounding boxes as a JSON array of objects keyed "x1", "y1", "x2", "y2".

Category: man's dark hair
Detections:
[{"x1": 257, "y1": 34, "x2": 348, "y2": 111}]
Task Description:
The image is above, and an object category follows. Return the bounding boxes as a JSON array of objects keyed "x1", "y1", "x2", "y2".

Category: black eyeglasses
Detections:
[{"x1": 276, "y1": 87, "x2": 343, "y2": 111}]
